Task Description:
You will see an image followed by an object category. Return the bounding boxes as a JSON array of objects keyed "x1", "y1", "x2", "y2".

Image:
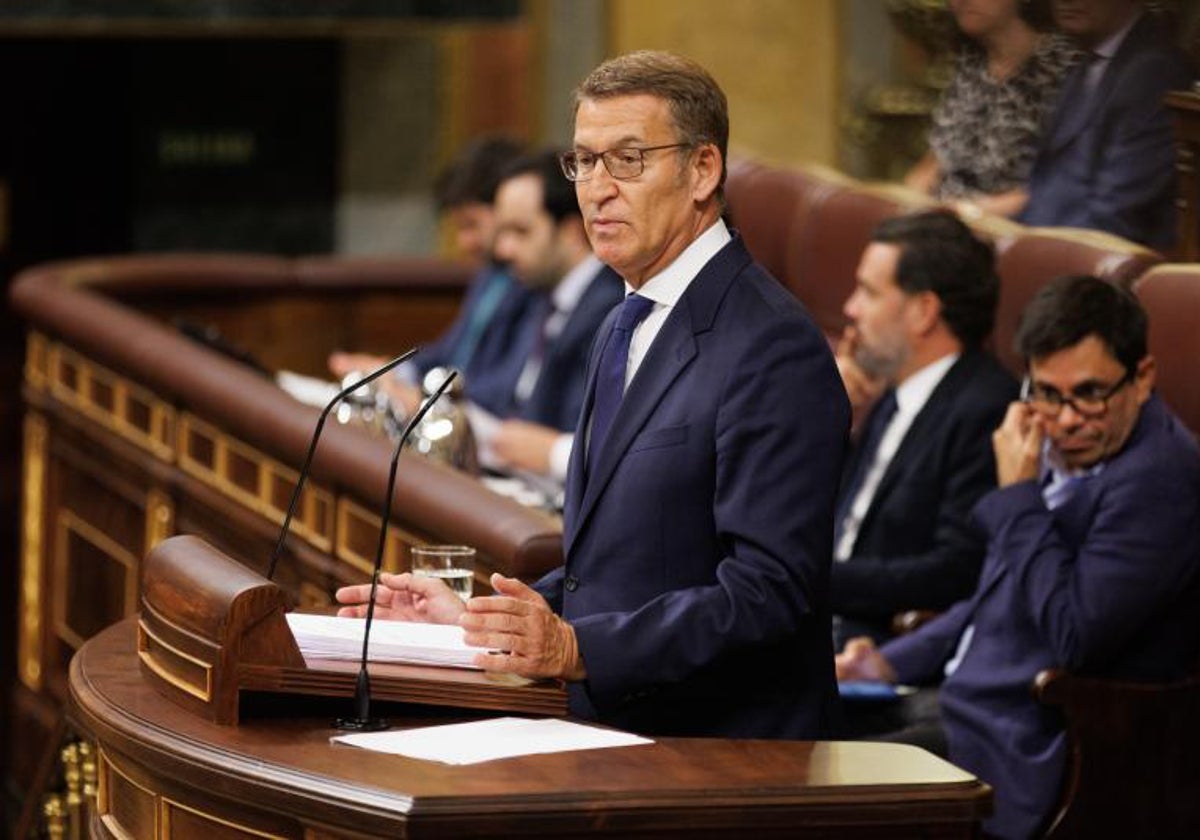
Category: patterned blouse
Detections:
[{"x1": 930, "y1": 35, "x2": 1080, "y2": 200}]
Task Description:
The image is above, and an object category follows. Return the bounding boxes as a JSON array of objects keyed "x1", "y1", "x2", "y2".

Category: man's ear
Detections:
[
  {"x1": 906, "y1": 290, "x2": 943, "y2": 337},
  {"x1": 690, "y1": 143, "x2": 722, "y2": 203}
]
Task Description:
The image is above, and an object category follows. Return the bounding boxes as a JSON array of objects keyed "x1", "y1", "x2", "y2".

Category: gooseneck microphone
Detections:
[
  {"x1": 266, "y1": 349, "x2": 418, "y2": 581},
  {"x1": 336, "y1": 368, "x2": 460, "y2": 731}
]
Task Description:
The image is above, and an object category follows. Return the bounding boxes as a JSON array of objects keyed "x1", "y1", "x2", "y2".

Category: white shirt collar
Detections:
[
  {"x1": 894, "y1": 353, "x2": 959, "y2": 417},
  {"x1": 553, "y1": 254, "x2": 603, "y2": 314},
  {"x1": 625, "y1": 218, "x2": 732, "y2": 306},
  {"x1": 1093, "y1": 10, "x2": 1140, "y2": 60}
]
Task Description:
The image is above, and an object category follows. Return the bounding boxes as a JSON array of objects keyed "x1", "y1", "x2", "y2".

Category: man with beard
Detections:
[
  {"x1": 832, "y1": 211, "x2": 1016, "y2": 648},
  {"x1": 837, "y1": 275, "x2": 1200, "y2": 838}
]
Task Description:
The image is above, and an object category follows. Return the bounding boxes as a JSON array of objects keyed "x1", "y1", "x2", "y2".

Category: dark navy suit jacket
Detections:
[
  {"x1": 501, "y1": 265, "x2": 623, "y2": 432},
  {"x1": 832, "y1": 350, "x2": 1017, "y2": 645},
  {"x1": 413, "y1": 266, "x2": 537, "y2": 417},
  {"x1": 1019, "y1": 13, "x2": 1193, "y2": 249},
  {"x1": 882, "y1": 396, "x2": 1200, "y2": 839},
  {"x1": 535, "y1": 236, "x2": 850, "y2": 739}
]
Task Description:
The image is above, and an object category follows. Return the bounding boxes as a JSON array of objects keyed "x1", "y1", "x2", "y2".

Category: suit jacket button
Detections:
[{"x1": 565, "y1": 575, "x2": 579, "y2": 592}]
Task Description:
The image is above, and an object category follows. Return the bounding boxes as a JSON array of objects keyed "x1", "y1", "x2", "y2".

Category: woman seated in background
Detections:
[{"x1": 906, "y1": 0, "x2": 1078, "y2": 218}]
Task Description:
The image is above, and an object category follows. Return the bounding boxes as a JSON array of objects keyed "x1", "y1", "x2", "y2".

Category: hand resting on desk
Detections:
[{"x1": 336, "y1": 572, "x2": 586, "y2": 681}]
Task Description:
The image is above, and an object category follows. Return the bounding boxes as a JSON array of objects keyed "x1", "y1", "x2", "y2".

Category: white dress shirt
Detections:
[
  {"x1": 834, "y1": 353, "x2": 959, "y2": 562},
  {"x1": 624, "y1": 219, "x2": 732, "y2": 387}
]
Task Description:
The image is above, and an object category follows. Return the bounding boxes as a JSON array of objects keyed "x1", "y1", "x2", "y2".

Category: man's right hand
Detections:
[
  {"x1": 835, "y1": 636, "x2": 898, "y2": 683},
  {"x1": 335, "y1": 571, "x2": 467, "y2": 624}
]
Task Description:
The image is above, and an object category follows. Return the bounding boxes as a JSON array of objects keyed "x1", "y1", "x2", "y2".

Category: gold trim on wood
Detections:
[
  {"x1": 53, "y1": 511, "x2": 139, "y2": 651},
  {"x1": 144, "y1": 489, "x2": 175, "y2": 554},
  {"x1": 46, "y1": 343, "x2": 175, "y2": 461},
  {"x1": 335, "y1": 498, "x2": 420, "y2": 577},
  {"x1": 178, "y1": 412, "x2": 335, "y2": 552},
  {"x1": 26, "y1": 331, "x2": 49, "y2": 391},
  {"x1": 97, "y1": 748, "x2": 159, "y2": 840},
  {"x1": 43, "y1": 794, "x2": 66, "y2": 840},
  {"x1": 162, "y1": 797, "x2": 289, "y2": 840},
  {"x1": 136, "y1": 619, "x2": 214, "y2": 702},
  {"x1": 19, "y1": 412, "x2": 48, "y2": 690}
]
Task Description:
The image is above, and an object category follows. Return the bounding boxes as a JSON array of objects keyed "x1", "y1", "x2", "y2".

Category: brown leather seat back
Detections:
[
  {"x1": 1134, "y1": 265, "x2": 1200, "y2": 437},
  {"x1": 725, "y1": 159, "x2": 847, "y2": 294},
  {"x1": 993, "y1": 228, "x2": 1162, "y2": 377},
  {"x1": 786, "y1": 184, "x2": 926, "y2": 341}
]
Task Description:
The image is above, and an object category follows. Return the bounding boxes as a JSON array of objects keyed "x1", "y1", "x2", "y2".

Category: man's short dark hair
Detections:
[
  {"x1": 497, "y1": 149, "x2": 582, "y2": 224},
  {"x1": 433, "y1": 135, "x2": 525, "y2": 212},
  {"x1": 1015, "y1": 275, "x2": 1148, "y2": 374},
  {"x1": 871, "y1": 209, "x2": 999, "y2": 348},
  {"x1": 574, "y1": 50, "x2": 729, "y2": 201}
]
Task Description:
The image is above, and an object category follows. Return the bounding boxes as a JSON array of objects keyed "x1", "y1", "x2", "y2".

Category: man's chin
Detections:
[{"x1": 1054, "y1": 444, "x2": 1102, "y2": 471}]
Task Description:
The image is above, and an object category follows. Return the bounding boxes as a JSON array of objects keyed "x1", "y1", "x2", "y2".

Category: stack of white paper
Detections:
[{"x1": 286, "y1": 613, "x2": 481, "y2": 670}]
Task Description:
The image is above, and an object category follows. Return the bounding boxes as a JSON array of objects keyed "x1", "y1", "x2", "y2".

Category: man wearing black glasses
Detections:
[
  {"x1": 837, "y1": 274, "x2": 1200, "y2": 839},
  {"x1": 341, "y1": 50, "x2": 851, "y2": 739}
]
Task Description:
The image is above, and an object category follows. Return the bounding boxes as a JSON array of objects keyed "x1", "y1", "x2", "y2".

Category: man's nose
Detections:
[
  {"x1": 1056, "y1": 400, "x2": 1088, "y2": 428},
  {"x1": 843, "y1": 292, "x2": 860, "y2": 321},
  {"x1": 583, "y1": 163, "x2": 619, "y2": 201}
]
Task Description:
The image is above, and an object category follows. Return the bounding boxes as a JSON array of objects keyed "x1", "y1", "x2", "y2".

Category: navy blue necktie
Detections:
[
  {"x1": 834, "y1": 389, "x2": 898, "y2": 546},
  {"x1": 587, "y1": 293, "x2": 655, "y2": 477}
]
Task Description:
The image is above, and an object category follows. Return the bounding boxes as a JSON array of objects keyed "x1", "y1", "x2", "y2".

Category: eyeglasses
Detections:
[
  {"x1": 1021, "y1": 371, "x2": 1134, "y2": 418},
  {"x1": 558, "y1": 143, "x2": 691, "y2": 182}
]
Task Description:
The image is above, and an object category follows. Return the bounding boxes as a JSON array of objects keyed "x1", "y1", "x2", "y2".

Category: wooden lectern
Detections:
[{"x1": 136, "y1": 534, "x2": 567, "y2": 725}]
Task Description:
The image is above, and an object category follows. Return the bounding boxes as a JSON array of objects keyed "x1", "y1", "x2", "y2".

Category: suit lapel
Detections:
[
  {"x1": 860, "y1": 354, "x2": 974, "y2": 528},
  {"x1": 1049, "y1": 15, "x2": 1153, "y2": 154},
  {"x1": 562, "y1": 238, "x2": 749, "y2": 556},
  {"x1": 568, "y1": 309, "x2": 698, "y2": 549},
  {"x1": 1047, "y1": 61, "x2": 1097, "y2": 153}
]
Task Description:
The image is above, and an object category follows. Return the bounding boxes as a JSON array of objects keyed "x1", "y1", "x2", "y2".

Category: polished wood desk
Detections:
[{"x1": 70, "y1": 619, "x2": 990, "y2": 839}]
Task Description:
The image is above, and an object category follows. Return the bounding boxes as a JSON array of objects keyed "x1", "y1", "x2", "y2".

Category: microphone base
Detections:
[{"x1": 333, "y1": 715, "x2": 391, "y2": 732}]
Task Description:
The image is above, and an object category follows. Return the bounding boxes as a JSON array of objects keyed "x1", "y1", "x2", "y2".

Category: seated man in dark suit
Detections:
[
  {"x1": 837, "y1": 275, "x2": 1200, "y2": 839},
  {"x1": 334, "y1": 149, "x2": 622, "y2": 484},
  {"x1": 1019, "y1": 0, "x2": 1193, "y2": 249},
  {"x1": 470, "y1": 150, "x2": 623, "y2": 481},
  {"x1": 330, "y1": 135, "x2": 537, "y2": 417},
  {"x1": 832, "y1": 211, "x2": 1016, "y2": 647}
]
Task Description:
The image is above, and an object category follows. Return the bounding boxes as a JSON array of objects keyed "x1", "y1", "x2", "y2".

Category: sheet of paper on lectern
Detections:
[
  {"x1": 286, "y1": 613, "x2": 481, "y2": 669},
  {"x1": 331, "y1": 717, "x2": 654, "y2": 764}
]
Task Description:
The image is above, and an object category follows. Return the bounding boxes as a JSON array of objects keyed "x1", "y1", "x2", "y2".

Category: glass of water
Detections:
[{"x1": 410, "y1": 545, "x2": 476, "y2": 602}]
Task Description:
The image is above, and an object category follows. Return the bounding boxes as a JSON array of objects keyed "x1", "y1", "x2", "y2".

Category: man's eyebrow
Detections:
[
  {"x1": 574, "y1": 134, "x2": 645, "y2": 151},
  {"x1": 1033, "y1": 377, "x2": 1109, "y2": 392}
]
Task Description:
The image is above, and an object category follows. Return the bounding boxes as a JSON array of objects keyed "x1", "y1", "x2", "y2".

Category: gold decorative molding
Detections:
[
  {"x1": 162, "y1": 797, "x2": 288, "y2": 840},
  {"x1": 335, "y1": 497, "x2": 421, "y2": 577},
  {"x1": 136, "y1": 618, "x2": 213, "y2": 703},
  {"x1": 46, "y1": 342, "x2": 175, "y2": 461},
  {"x1": 97, "y1": 748, "x2": 160, "y2": 840},
  {"x1": 19, "y1": 412, "x2": 48, "y2": 690},
  {"x1": 53, "y1": 511, "x2": 139, "y2": 651},
  {"x1": 178, "y1": 412, "x2": 334, "y2": 552},
  {"x1": 96, "y1": 747, "x2": 286, "y2": 840},
  {"x1": 144, "y1": 488, "x2": 175, "y2": 554},
  {"x1": 26, "y1": 331, "x2": 50, "y2": 391},
  {"x1": 43, "y1": 794, "x2": 66, "y2": 840}
]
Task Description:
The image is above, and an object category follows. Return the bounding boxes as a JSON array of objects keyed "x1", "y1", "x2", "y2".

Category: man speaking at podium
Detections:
[{"x1": 338, "y1": 51, "x2": 849, "y2": 738}]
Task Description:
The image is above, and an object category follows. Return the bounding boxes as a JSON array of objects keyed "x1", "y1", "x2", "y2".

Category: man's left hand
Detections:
[{"x1": 459, "y1": 573, "x2": 586, "y2": 681}]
